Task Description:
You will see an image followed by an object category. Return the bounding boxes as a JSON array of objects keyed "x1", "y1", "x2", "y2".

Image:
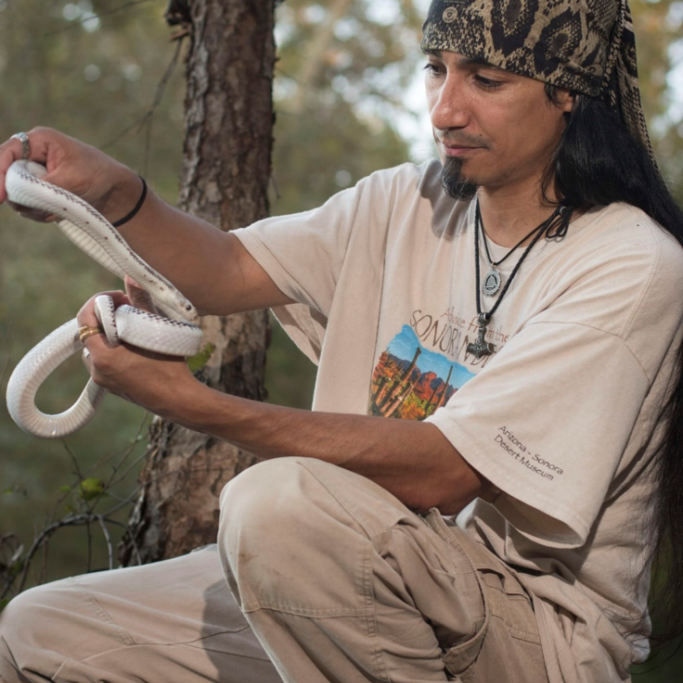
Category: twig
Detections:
[
  {"x1": 107, "y1": 518, "x2": 143, "y2": 565},
  {"x1": 101, "y1": 36, "x2": 184, "y2": 177},
  {"x1": 97, "y1": 516, "x2": 114, "y2": 570},
  {"x1": 86, "y1": 516, "x2": 93, "y2": 573},
  {"x1": 106, "y1": 414, "x2": 151, "y2": 475},
  {"x1": 16, "y1": 513, "x2": 108, "y2": 592},
  {"x1": 62, "y1": 441, "x2": 85, "y2": 484},
  {"x1": 106, "y1": 449, "x2": 148, "y2": 491}
]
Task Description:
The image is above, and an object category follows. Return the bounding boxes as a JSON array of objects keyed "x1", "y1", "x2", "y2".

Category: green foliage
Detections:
[
  {"x1": 271, "y1": 0, "x2": 424, "y2": 215},
  {"x1": 630, "y1": 0, "x2": 683, "y2": 196},
  {"x1": 77, "y1": 477, "x2": 107, "y2": 502},
  {"x1": 0, "y1": 0, "x2": 183, "y2": 585},
  {"x1": 186, "y1": 342, "x2": 216, "y2": 373}
]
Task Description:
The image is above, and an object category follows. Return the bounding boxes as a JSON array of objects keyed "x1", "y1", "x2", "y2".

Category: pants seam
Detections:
[
  {"x1": 53, "y1": 641, "x2": 275, "y2": 680},
  {"x1": 72, "y1": 579, "x2": 136, "y2": 648}
]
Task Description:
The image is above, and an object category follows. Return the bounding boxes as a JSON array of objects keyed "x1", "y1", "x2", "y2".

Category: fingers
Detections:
[
  {"x1": 75, "y1": 292, "x2": 190, "y2": 406},
  {"x1": 76, "y1": 291, "x2": 125, "y2": 388},
  {"x1": 76, "y1": 290, "x2": 129, "y2": 342},
  {"x1": 0, "y1": 139, "x2": 23, "y2": 204},
  {"x1": 124, "y1": 275, "x2": 158, "y2": 314},
  {"x1": 0, "y1": 127, "x2": 53, "y2": 204},
  {"x1": 1, "y1": 127, "x2": 147, "y2": 233},
  {"x1": 6, "y1": 201, "x2": 57, "y2": 223}
]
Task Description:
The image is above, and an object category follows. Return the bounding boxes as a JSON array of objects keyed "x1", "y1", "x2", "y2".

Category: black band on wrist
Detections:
[{"x1": 112, "y1": 176, "x2": 147, "y2": 228}]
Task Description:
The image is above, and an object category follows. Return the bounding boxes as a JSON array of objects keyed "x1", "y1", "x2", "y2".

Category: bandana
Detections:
[{"x1": 422, "y1": 0, "x2": 654, "y2": 163}]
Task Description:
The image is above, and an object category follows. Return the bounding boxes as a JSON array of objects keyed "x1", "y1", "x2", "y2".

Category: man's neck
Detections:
[{"x1": 477, "y1": 180, "x2": 561, "y2": 248}]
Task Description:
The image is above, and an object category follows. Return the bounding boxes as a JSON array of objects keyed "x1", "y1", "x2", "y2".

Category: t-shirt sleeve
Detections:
[
  {"x1": 427, "y1": 321, "x2": 649, "y2": 548},
  {"x1": 233, "y1": 187, "x2": 360, "y2": 364},
  {"x1": 234, "y1": 194, "x2": 359, "y2": 318},
  {"x1": 233, "y1": 165, "x2": 415, "y2": 365},
  {"x1": 426, "y1": 228, "x2": 683, "y2": 549}
]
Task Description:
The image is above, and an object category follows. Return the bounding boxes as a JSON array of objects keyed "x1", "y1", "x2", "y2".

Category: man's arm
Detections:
[
  {"x1": 2, "y1": 128, "x2": 488, "y2": 514},
  {"x1": 0, "y1": 128, "x2": 292, "y2": 315},
  {"x1": 115, "y1": 188, "x2": 293, "y2": 316},
  {"x1": 78, "y1": 307, "x2": 488, "y2": 515},
  {"x1": 183, "y1": 391, "x2": 488, "y2": 515}
]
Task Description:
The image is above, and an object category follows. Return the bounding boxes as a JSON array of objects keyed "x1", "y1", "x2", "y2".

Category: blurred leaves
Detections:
[
  {"x1": 631, "y1": 0, "x2": 683, "y2": 198},
  {"x1": 77, "y1": 477, "x2": 107, "y2": 502},
  {"x1": 186, "y1": 342, "x2": 216, "y2": 373},
  {"x1": 271, "y1": 0, "x2": 423, "y2": 215},
  {"x1": 0, "y1": 0, "x2": 179, "y2": 585}
]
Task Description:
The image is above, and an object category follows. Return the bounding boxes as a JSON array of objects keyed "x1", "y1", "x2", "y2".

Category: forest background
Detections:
[{"x1": 0, "y1": 0, "x2": 682, "y2": 680}]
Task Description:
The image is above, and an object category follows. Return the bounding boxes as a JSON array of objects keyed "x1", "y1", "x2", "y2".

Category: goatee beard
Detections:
[{"x1": 441, "y1": 156, "x2": 478, "y2": 200}]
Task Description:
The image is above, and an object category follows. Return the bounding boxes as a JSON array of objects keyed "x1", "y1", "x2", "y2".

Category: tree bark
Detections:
[{"x1": 119, "y1": 0, "x2": 275, "y2": 566}]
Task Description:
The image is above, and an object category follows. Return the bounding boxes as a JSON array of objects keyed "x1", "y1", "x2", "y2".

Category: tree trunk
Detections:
[{"x1": 119, "y1": 0, "x2": 275, "y2": 566}]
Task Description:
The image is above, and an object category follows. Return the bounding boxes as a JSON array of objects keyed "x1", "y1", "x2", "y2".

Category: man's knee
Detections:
[
  {"x1": 218, "y1": 458, "x2": 378, "y2": 611},
  {"x1": 1, "y1": 583, "x2": 49, "y2": 653},
  {"x1": 217, "y1": 456, "x2": 424, "y2": 619},
  {"x1": 0, "y1": 582, "x2": 67, "y2": 681},
  {"x1": 218, "y1": 457, "x2": 330, "y2": 558},
  {"x1": 218, "y1": 457, "x2": 373, "y2": 552}
]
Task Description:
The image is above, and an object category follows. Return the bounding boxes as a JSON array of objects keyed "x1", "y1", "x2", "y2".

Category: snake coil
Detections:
[{"x1": 5, "y1": 160, "x2": 203, "y2": 438}]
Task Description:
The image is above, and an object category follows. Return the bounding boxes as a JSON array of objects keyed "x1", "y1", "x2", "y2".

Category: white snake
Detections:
[{"x1": 5, "y1": 160, "x2": 203, "y2": 439}]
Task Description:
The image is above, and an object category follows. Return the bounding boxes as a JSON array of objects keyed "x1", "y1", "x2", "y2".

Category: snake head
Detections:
[
  {"x1": 158, "y1": 288, "x2": 200, "y2": 324},
  {"x1": 181, "y1": 299, "x2": 200, "y2": 324}
]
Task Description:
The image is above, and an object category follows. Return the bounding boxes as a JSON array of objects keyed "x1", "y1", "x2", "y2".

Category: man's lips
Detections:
[{"x1": 440, "y1": 142, "x2": 484, "y2": 157}]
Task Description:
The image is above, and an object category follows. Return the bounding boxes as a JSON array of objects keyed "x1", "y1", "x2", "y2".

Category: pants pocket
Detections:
[
  {"x1": 440, "y1": 610, "x2": 488, "y2": 683},
  {"x1": 480, "y1": 570, "x2": 541, "y2": 645}
]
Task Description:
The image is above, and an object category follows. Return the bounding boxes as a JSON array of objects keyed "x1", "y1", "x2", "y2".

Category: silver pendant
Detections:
[
  {"x1": 467, "y1": 312, "x2": 495, "y2": 358},
  {"x1": 482, "y1": 268, "x2": 502, "y2": 297}
]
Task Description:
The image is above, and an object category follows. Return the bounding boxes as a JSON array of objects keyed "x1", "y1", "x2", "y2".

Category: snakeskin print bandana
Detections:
[{"x1": 422, "y1": 0, "x2": 654, "y2": 162}]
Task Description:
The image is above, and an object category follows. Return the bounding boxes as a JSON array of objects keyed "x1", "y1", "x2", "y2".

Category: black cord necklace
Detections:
[
  {"x1": 467, "y1": 200, "x2": 573, "y2": 359},
  {"x1": 480, "y1": 207, "x2": 548, "y2": 297}
]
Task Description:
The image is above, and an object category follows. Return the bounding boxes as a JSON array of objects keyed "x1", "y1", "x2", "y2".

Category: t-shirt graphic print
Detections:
[{"x1": 370, "y1": 324, "x2": 476, "y2": 421}]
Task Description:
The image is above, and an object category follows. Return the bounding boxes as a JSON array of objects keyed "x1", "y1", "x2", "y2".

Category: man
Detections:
[{"x1": 1, "y1": 1, "x2": 683, "y2": 682}]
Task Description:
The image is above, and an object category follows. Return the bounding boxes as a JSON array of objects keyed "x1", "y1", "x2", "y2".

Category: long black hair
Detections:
[{"x1": 547, "y1": 90, "x2": 683, "y2": 641}]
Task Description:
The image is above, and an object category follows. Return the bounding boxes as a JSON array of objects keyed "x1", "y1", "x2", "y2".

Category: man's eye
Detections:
[
  {"x1": 423, "y1": 62, "x2": 444, "y2": 76},
  {"x1": 474, "y1": 74, "x2": 502, "y2": 89}
]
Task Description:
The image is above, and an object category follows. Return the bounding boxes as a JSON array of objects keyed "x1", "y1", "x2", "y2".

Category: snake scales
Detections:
[{"x1": 5, "y1": 160, "x2": 203, "y2": 438}]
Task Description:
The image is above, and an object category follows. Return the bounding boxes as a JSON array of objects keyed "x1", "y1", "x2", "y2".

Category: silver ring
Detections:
[{"x1": 10, "y1": 132, "x2": 30, "y2": 160}]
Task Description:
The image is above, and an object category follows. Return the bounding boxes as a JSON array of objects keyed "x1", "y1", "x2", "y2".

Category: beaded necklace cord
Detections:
[{"x1": 467, "y1": 200, "x2": 573, "y2": 359}]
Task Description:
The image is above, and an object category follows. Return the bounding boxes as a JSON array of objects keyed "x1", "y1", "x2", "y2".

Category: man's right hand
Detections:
[{"x1": 0, "y1": 127, "x2": 141, "y2": 225}]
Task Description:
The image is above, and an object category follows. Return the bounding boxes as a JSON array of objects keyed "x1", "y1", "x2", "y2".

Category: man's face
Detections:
[{"x1": 424, "y1": 50, "x2": 573, "y2": 199}]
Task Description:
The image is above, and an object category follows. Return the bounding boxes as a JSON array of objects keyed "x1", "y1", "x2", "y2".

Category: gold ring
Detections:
[{"x1": 78, "y1": 325, "x2": 103, "y2": 344}]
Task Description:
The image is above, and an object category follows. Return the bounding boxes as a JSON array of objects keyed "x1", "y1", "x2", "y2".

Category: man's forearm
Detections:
[
  {"x1": 103, "y1": 167, "x2": 290, "y2": 316},
  {"x1": 159, "y1": 377, "x2": 487, "y2": 515}
]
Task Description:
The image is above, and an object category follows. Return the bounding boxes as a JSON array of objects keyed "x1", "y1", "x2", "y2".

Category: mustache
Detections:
[{"x1": 435, "y1": 133, "x2": 489, "y2": 148}]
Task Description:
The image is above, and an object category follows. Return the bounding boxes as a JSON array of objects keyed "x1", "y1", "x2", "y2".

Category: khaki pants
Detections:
[{"x1": 0, "y1": 458, "x2": 548, "y2": 683}]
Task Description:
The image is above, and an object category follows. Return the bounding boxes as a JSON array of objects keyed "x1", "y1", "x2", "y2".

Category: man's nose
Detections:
[{"x1": 429, "y1": 73, "x2": 470, "y2": 132}]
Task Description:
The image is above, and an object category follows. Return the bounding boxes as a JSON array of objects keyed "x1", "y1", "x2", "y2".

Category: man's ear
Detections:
[{"x1": 556, "y1": 88, "x2": 576, "y2": 114}]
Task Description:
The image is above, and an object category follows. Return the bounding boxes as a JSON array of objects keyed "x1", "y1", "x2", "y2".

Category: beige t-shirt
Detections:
[{"x1": 234, "y1": 160, "x2": 683, "y2": 683}]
